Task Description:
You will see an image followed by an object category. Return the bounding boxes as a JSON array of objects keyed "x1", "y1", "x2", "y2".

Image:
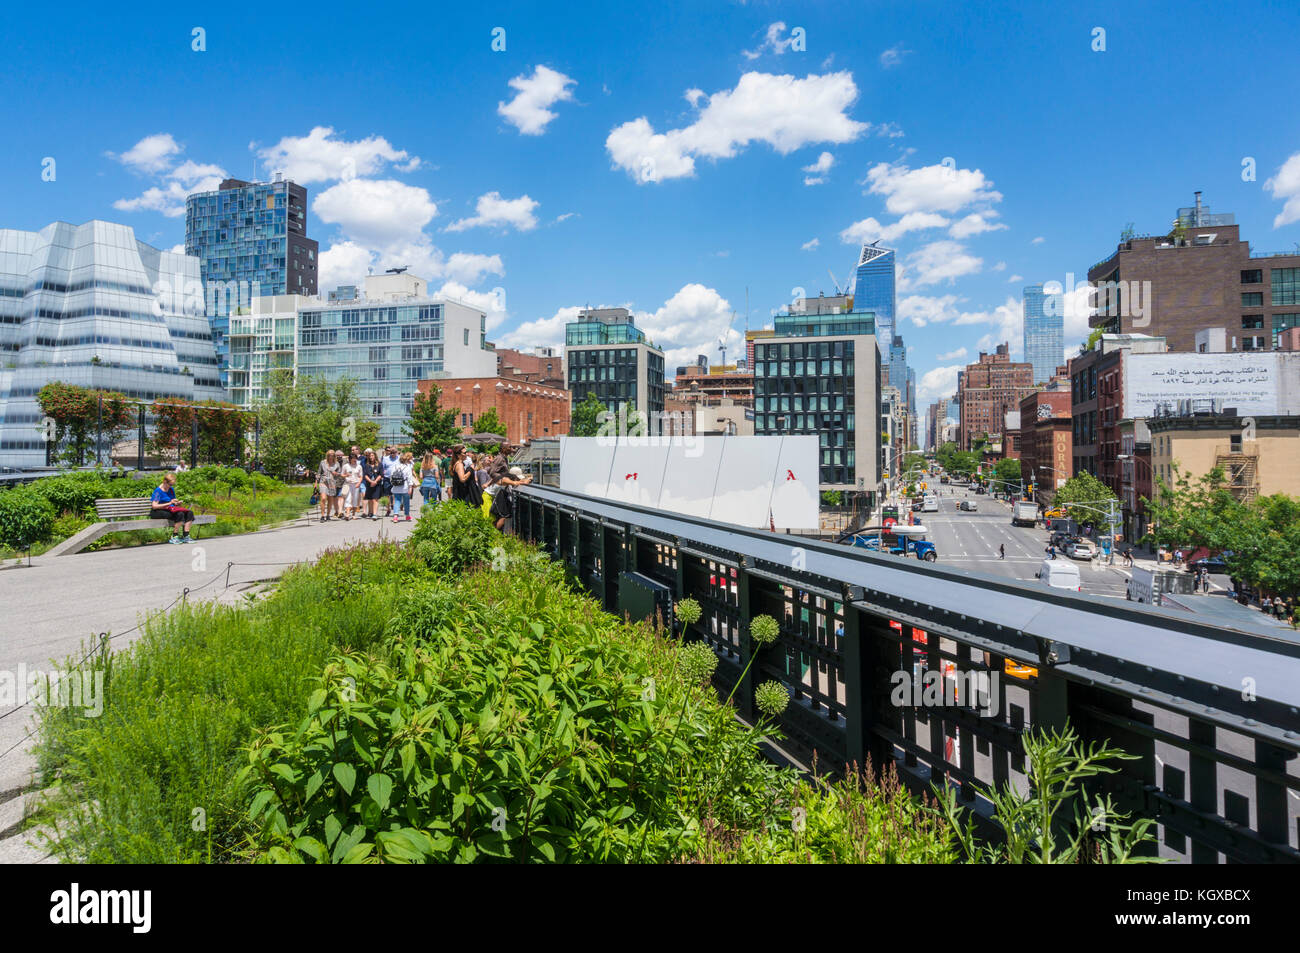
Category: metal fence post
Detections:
[{"x1": 136, "y1": 404, "x2": 146, "y2": 471}]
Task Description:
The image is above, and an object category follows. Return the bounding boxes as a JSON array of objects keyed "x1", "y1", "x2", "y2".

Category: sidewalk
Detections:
[{"x1": 0, "y1": 500, "x2": 427, "y2": 861}]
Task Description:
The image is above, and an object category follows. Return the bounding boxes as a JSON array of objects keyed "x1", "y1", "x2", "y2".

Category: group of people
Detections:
[
  {"x1": 1257, "y1": 595, "x2": 1298, "y2": 625},
  {"x1": 313, "y1": 443, "x2": 532, "y2": 529}
]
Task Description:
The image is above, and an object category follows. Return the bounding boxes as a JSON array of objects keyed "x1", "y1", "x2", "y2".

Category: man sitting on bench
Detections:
[{"x1": 151, "y1": 473, "x2": 197, "y2": 544}]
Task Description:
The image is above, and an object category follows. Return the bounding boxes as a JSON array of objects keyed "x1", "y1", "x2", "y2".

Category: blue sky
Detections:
[{"x1": 3, "y1": 0, "x2": 1299, "y2": 408}]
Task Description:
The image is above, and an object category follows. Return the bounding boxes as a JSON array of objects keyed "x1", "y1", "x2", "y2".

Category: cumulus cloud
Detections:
[
  {"x1": 256, "y1": 126, "x2": 420, "y2": 184},
  {"x1": 801, "y1": 237, "x2": 820, "y2": 251},
  {"x1": 1031, "y1": 236, "x2": 1045, "y2": 245},
  {"x1": 1266, "y1": 152, "x2": 1300, "y2": 227},
  {"x1": 1044, "y1": 280, "x2": 1098, "y2": 343},
  {"x1": 897, "y1": 294, "x2": 962, "y2": 327},
  {"x1": 499, "y1": 65, "x2": 576, "y2": 135},
  {"x1": 111, "y1": 133, "x2": 226, "y2": 217},
  {"x1": 802, "y1": 150, "x2": 834, "y2": 185},
  {"x1": 840, "y1": 211, "x2": 949, "y2": 245},
  {"x1": 317, "y1": 239, "x2": 504, "y2": 292},
  {"x1": 949, "y1": 212, "x2": 1007, "y2": 239},
  {"x1": 109, "y1": 133, "x2": 183, "y2": 174},
  {"x1": 446, "y1": 192, "x2": 540, "y2": 233},
  {"x1": 606, "y1": 71, "x2": 869, "y2": 183},
  {"x1": 936, "y1": 346, "x2": 968, "y2": 361},
  {"x1": 497, "y1": 305, "x2": 586, "y2": 351},
  {"x1": 918, "y1": 365, "x2": 962, "y2": 404},
  {"x1": 432, "y1": 281, "x2": 509, "y2": 331},
  {"x1": 314, "y1": 178, "x2": 438, "y2": 247},
  {"x1": 865, "y1": 160, "x2": 1003, "y2": 215},
  {"x1": 898, "y1": 240, "x2": 982, "y2": 289}
]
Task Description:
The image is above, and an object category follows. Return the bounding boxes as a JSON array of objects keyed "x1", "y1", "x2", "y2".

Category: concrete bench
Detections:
[{"x1": 45, "y1": 498, "x2": 216, "y2": 557}]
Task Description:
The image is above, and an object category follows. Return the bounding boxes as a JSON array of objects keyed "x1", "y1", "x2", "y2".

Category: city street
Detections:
[{"x1": 900, "y1": 482, "x2": 1132, "y2": 599}]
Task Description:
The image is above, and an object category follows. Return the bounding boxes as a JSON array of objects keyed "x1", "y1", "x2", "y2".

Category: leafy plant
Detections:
[{"x1": 0, "y1": 484, "x2": 56, "y2": 549}]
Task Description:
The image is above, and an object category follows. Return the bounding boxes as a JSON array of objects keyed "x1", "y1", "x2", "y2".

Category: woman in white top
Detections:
[
  {"x1": 390, "y1": 451, "x2": 416, "y2": 522},
  {"x1": 341, "y1": 451, "x2": 364, "y2": 520}
]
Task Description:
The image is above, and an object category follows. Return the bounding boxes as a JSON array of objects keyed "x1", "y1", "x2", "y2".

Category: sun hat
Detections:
[{"x1": 509, "y1": 466, "x2": 524, "y2": 478}]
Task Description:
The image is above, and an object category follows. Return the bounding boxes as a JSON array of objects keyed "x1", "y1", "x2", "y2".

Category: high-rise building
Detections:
[
  {"x1": 957, "y1": 344, "x2": 1035, "y2": 451},
  {"x1": 564, "y1": 307, "x2": 665, "y2": 418},
  {"x1": 1088, "y1": 192, "x2": 1300, "y2": 352},
  {"x1": 1023, "y1": 283, "x2": 1064, "y2": 384},
  {"x1": 0, "y1": 220, "x2": 223, "y2": 468},
  {"x1": 754, "y1": 299, "x2": 881, "y2": 498},
  {"x1": 852, "y1": 243, "x2": 896, "y2": 359},
  {"x1": 240, "y1": 271, "x2": 497, "y2": 442},
  {"x1": 185, "y1": 176, "x2": 318, "y2": 387}
]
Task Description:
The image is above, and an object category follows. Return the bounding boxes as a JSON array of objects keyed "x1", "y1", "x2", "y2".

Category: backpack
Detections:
[{"x1": 390, "y1": 465, "x2": 407, "y2": 489}]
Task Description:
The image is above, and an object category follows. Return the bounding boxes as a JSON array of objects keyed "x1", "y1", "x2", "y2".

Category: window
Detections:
[
  {"x1": 1241, "y1": 269, "x2": 1263, "y2": 284},
  {"x1": 1272, "y1": 267, "x2": 1300, "y2": 307},
  {"x1": 1241, "y1": 292, "x2": 1264, "y2": 307},
  {"x1": 463, "y1": 328, "x2": 470, "y2": 346},
  {"x1": 1242, "y1": 315, "x2": 1264, "y2": 330}
]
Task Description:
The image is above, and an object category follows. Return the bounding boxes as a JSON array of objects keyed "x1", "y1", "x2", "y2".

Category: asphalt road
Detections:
[{"x1": 907, "y1": 484, "x2": 1131, "y2": 599}]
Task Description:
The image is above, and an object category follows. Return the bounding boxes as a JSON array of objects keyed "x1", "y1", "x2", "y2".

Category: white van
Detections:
[
  {"x1": 1035, "y1": 559, "x2": 1082, "y2": 592},
  {"x1": 922, "y1": 495, "x2": 939, "y2": 512}
]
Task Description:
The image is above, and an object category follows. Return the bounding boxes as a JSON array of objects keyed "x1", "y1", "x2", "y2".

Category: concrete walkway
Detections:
[{"x1": 0, "y1": 500, "x2": 428, "y2": 862}]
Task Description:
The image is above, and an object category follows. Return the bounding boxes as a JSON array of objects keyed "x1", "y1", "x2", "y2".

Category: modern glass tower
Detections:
[
  {"x1": 852, "y1": 243, "x2": 896, "y2": 358},
  {"x1": 564, "y1": 308, "x2": 665, "y2": 417},
  {"x1": 0, "y1": 220, "x2": 223, "y2": 468},
  {"x1": 185, "y1": 176, "x2": 318, "y2": 388},
  {"x1": 1023, "y1": 283, "x2": 1064, "y2": 384}
]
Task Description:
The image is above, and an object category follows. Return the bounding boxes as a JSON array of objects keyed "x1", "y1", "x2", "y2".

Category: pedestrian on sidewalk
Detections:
[
  {"x1": 999, "y1": 544, "x2": 1005, "y2": 560},
  {"x1": 390, "y1": 452, "x2": 414, "y2": 522},
  {"x1": 361, "y1": 449, "x2": 383, "y2": 519},
  {"x1": 316, "y1": 450, "x2": 340, "y2": 522},
  {"x1": 1261, "y1": 595, "x2": 1273, "y2": 614},
  {"x1": 380, "y1": 446, "x2": 400, "y2": 517},
  {"x1": 341, "y1": 451, "x2": 363, "y2": 519},
  {"x1": 419, "y1": 451, "x2": 442, "y2": 510}
]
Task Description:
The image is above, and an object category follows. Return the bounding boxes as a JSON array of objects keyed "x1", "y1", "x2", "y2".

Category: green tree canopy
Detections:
[
  {"x1": 569, "y1": 392, "x2": 606, "y2": 438},
  {"x1": 471, "y1": 407, "x2": 505, "y2": 439},
  {"x1": 260, "y1": 370, "x2": 381, "y2": 475},
  {"x1": 1052, "y1": 471, "x2": 1119, "y2": 528},
  {"x1": 993, "y1": 457, "x2": 1022, "y2": 488},
  {"x1": 402, "y1": 384, "x2": 461, "y2": 455}
]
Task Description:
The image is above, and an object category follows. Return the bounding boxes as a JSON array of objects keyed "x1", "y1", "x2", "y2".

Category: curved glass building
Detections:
[{"x1": 0, "y1": 220, "x2": 223, "y2": 468}]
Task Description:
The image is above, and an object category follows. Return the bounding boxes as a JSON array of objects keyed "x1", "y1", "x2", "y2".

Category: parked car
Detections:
[
  {"x1": 959, "y1": 499, "x2": 978, "y2": 511},
  {"x1": 1188, "y1": 554, "x2": 1231, "y2": 573},
  {"x1": 1065, "y1": 537, "x2": 1098, "y2": 560},
  {"x1": 1036, "y1": 559, "x2": 1083, "y2": 592}
]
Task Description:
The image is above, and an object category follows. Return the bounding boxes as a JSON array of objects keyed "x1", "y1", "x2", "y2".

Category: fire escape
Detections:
[{"x1": 1216, "y1": 442, "x2": 1259, "y2": 503}]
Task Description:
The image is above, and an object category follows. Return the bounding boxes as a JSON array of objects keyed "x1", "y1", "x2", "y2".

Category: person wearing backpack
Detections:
[
  {"x1": 419, "y1": 451, "x2": 441, "y2": 509},
  {"x1": 390, "y1": 451, "x2": 414, "y2": 522}
]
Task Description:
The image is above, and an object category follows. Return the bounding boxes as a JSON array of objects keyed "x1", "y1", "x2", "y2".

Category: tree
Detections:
[
  {"x1": 994, "y1": 457, "x2": 1022, "y2": 489},
  {"x1": 569, "y1": 392, "x2": 606, "y2": 437},
  {"x1": 260, "y1": 370, "x2": 381, "y2": 475},
  {"x1": 149, "y1": 399, "x2": 196, "y2": 464},
  {"x1": 1053, "y1": 471, "x2": 1119, "y2": 529},
  {"x1": 471, "y1": 407, "x2": 505, "y2": 439},
  {"x1": 37, "y1": 382, "x2": 133, "y2": 466},
  {"x1": 402, "y1": 384, "x2": 461, "y2": 454}
]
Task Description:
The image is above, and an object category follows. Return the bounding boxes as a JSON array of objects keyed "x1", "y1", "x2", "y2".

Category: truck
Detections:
[
  {"x1": 1011, "y1": 501, "x2": 1038, "y2": 527},
  {"x1": 846, "y1": 524, "x2": 938, "y2": 562}
]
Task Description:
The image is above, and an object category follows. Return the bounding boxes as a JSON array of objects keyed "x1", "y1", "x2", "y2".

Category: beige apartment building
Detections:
[{"x1": 1148, "y1": 413, "x2": 1300, "y2": 502}]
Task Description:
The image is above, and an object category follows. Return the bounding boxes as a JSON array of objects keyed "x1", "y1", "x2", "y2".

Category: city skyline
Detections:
[{"x1": 2, "y1": 2, "x2": 1299, "y2": 415}]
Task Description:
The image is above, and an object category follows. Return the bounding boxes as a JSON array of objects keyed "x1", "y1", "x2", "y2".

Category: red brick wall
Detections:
[{"x1": 418, "y1": 377, "x2": 571, "y2": 444}]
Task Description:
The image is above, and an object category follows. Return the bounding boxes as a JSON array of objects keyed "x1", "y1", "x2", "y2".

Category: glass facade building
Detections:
[
  {"x1": 564, "y1": 308, "x2": 664, "y2": 417},
  {"x1": 0, "y1": 220, "x2": 223, "y2": 468},
  {"x1": 185, "y1": 178, "x2": 317, "y2": 387},
  {"x1": 1022, "y1": 283, "x2": 1065, "y2": 384},
  {"x1": 852, "y1": 244, "x2": 896, "y2": 359}
]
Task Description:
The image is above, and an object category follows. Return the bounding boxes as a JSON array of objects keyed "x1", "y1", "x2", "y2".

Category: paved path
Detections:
[{"x1": 0, "y1": 501, "x2": 428, "y2": 862}]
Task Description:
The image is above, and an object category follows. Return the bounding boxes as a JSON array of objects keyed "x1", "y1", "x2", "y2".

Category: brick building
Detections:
[
  {"x1": 1118, "y1": 418, "x2": 1153, "y2": 543},
  {"x1": 1088, "y1": 192, "x2": 1300, "y2": 353},
  {"x1": 1019, "y1": 389, "x2": 1073, "y2": 503},
  {"x1": 957, "y1": 344, "x2": 1034, "y2": 451},
  {"x1": 496, "y1": 346, "x2": 566, "y2": 388},
  {"x1": 419, "y1": 376, "x2": 570, "y2": 445}
]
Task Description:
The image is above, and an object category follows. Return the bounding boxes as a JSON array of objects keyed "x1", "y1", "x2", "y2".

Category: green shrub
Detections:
[
  {"x1": 0, "y1": 485, "x2": 57, "y2": 548},
  {"x1": 407, "y1": 500, "x2": 495, "y2": 576}
]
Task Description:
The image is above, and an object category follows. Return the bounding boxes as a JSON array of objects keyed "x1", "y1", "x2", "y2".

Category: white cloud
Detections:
[
  {"x1": 898, "y1": 294, "x2": 962, "y2": 327},
  {"x1": 949, "y1": 212, "x2": 1007, "y2": 239},
  {"x1": 1266, "y1": 152, "x2": 1300, "y2": 227},
  {"x1": 1031, "y1": 236, "x2": 1045, "y2": 245},
  {"x1": 801, "y1": 237, "x2": 820, "y2": 251},
  {"x1": 498, "y1": 65, "x2": 576, "y2": 135},
  {"x1": 432, "y1": 281, "x2": 509, "y2": 331},
  {"x1": 606, "y1": 71, "x2": 869, "y2": 183},
  {"x1": 744, "y1": 22, "x2": 798, "y2": 59},
  {"x1": 555, "y1": 212, "x2": 576, "y2": 222},
  {"x1": 898, "y1": 240, "x2": 982, "y2": 289},
  {"x1": 1007, "y1": 273, "x2": 1023, "y2": 283},
  {"x1": 498, "y1": 305, "x2": 586, "y2": 351},
  {"x1": 1048, "y1": 281, "x2": 1097, "y2": 343},
  {"x1": 879, "y1": 45, "x2": 912, "y2": 69},
  {"x1": 314, "y1": 179, "x2": 438, "y2": 247},
  {"x1": 446, "y1": 192, "x2": 540, "y2": 233},
  {"x1": 318, "y1": 241, "x2": 375, "y2": 291},
  {"x1": 950, "y1": 296, "x2": 1024, "y2": 360},
  {"x1": 875, "y1": 122, "x2": 905, "y2": 138},
  {"x1": 256, "y1": 126, "x2": 420, "y2": 184},
  {"x1": 802, "y1": 151, "x2": 834, "y2": 185},
  {"x1": 918, "y1": 365, "x2": 962, "y2": 404},
  {"x1": 936, "y1": 346, "x2": 968, "y2": 361},
  {"x1": 316, "y1": 239, "x2": 504, "y2": 292},
  {"x1": 865, "y1": 160, "x2": 1003, "y2": 215},
  {"x1": 993, "y1": 261, "x2": 1007, "y2": 272},
  {"x1": 110, "y1": 134, "x2": 227, "y2": 217},
  {"x1": 110, "y1": 133, "x2": 183, "y2": 174},
  {"x1": 840, "y1": 211, "x2": 949, "y2": 246}
]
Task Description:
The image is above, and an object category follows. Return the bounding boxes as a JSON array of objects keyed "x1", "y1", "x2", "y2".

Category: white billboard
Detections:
[
  {"x1": 1124, "y1": 353, "x2": 1281, "y2": 418},
  {"x1": 558, "y1": 435, "x2": 820, "y2": 529}
]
